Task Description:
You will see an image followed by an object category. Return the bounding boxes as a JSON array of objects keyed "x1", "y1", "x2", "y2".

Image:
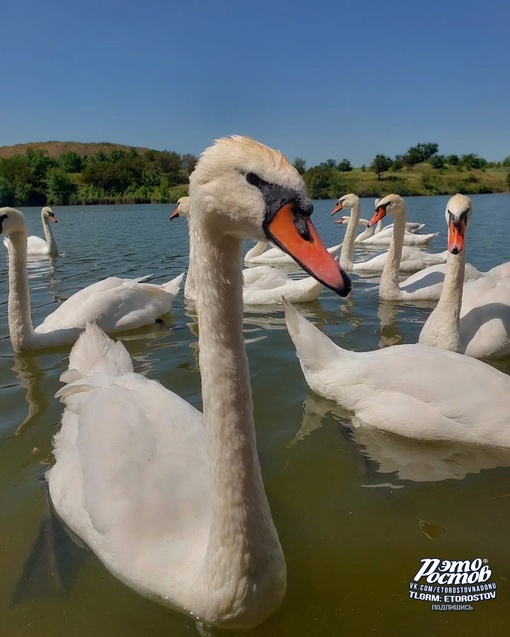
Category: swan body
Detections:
[
  {"x1": 0, "y1": 207, "x2": 184, "y2": 351},
  {"x1": 332, "y1": 194, "x2": 446, "y2": 273},
  {"x1": 419, "y1": 195, "x2": 510, "y2": 359},
  {"x1": 359, "y1": 227, "x2": 438, "y2": 246},
  {"x1": 48, "y1": 135, "x2": 351, "y2": 629},
  {"x1": 171, "y1": 197, "x2": 323, "y2": 304},
  {"x1": 244, "y1": 240, "x2": 342, "y2": 264},
  {"x1": 3, "y1": 206, "x2": 59, "y2": 256},
  {"x1": 283, "y1": 298, "x2": 510, "y2": 448}
]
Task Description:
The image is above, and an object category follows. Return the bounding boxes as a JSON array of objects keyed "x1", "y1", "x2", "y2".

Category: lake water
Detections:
[{"x1": 1, "y1": 194, "x2": 509, "y2": 636}]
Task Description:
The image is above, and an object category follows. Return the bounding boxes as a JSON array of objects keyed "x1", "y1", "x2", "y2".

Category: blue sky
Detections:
[{"x1": 2, "y1": 0, "x2": 509, "y2": 167}]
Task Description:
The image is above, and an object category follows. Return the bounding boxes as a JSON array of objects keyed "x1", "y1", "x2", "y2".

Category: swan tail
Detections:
[
  {"x1": 162, "y1": 272, "x2": 185, "y2": 295},
  {"x1": 283, "y1": 299, "x2": 343, "y2": 373},
  {"x1": 61, "y1": 323, "x2": 133, "y2": 385}
]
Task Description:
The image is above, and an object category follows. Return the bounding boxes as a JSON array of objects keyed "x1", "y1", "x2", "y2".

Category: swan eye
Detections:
[{"x1": 246, "y1": 172, "x2": 266, "y2": 188}]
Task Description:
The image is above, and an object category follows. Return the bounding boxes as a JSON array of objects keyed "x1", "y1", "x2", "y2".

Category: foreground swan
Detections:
[
  {"x1": 47, "y1": 136, "x2": 351, "y2": 629},
  {"x1": 0, "y1": 207, "x2": 184, "y2": 351},
  {"x1": 3, "y1": 206, "x2": 59, "y2": 256},
  {"x1": 419, "y1": 194, "x2": 510, "y2": 359},
  {"x1": 332, "y1": 194, "x2": 446, "y2": 273},
  {"x1": 171, "y1": 197, "x2": 324, "y2": 304},
  {"x1": 284, "y1": 298, "x2": 510, "y2": 448}
]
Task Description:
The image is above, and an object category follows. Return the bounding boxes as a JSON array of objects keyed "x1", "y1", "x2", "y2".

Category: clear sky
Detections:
[{"x1": 2, "y1": 0, "x2": 509, "y2": 167}]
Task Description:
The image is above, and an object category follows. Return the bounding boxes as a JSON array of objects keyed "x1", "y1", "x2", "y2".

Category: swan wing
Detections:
[
  {"x1": 26, "y1": 235, "x2": 50, "y2": 254},
  {"x1": 48, "y1": 325, "x2": 211, "y2": 598},
  {"x1": 36, "y1": 275, "x2": 183, "y2": 333}
]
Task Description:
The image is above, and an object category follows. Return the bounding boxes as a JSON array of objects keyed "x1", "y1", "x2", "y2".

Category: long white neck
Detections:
[
  {"x1": 339, "y1": 202, "x2": 361, "y2": 270},
  {"x1": 419, "y1": 249, "x2": 465, "y2": 352},
  {"x1": 183, "y1": 220, "x2": 196, "y2": 300},
  {"x1": 378, "y1": 213, "x2": 406, "y2": 298},
  {"x1": 189, "y1": 216, "x2": 285, "y2": 623},
  {"x1": 41, "y1": 213, "x2": 58, "y2": 256},
  {"x1": 7, "y1": 232, "x2": 36, "y2": 351}
]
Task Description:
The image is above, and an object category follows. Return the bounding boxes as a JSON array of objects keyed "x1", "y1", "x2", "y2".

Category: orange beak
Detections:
[
  {"x1": 367, "y1": 206, "x2": 387, "y2": 228},
  {"x1": 334, "y1": 218, "x2": 345, "y2": 224},
  {"x1": 265, "y1": 203, "x2": 351, "y2": 297},
  {"x1": 331, "y1": 202, "x2": 343, "y2": 216},
  {"x1": 169, "y1": 207, "x2": 180, "y2": 220},
  {"x1": 49, "y1": 214, "x2": 58, "y2": 223},
  {"x1": 448, "y1": 217, "x2": 465, "y2": 254}
]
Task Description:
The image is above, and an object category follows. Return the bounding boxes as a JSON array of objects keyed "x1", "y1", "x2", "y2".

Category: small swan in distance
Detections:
[
  {"x1": 332, "y1": 194, "x2": 447, "y2": 273},
  {"x1": 3, "y1": 205, "x2": 59, "y2": 256}
]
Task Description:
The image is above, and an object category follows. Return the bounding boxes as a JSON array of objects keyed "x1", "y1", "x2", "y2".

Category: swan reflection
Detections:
[{"x1": 294, "y1": 394, "x2": 510, "y2": 483}]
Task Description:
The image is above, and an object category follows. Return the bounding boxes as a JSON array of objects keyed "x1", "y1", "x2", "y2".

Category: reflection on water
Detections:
[{"x1": 1, "y1": 197, "x2": 510, "y2": 636}]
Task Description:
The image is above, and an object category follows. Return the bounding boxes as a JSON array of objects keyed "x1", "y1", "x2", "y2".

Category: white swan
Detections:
[
  {"x1": 3, "y1": 205, "x2": 59, "y2": 256},
  {"x1": 419, "y1": 194, "x2": 510, "y2": 359},
  {"x1": 334, "y1": 214, "x2": 377, "y2": 243},
  {"x1": 368, "y1": 194, "x2": 482, "y2": 301},
  {"x1": 334, "y1": 194, "x2": 437, "y2": 248},
  {"x1": 171, "y1": 197, "x2": 325, "y2": 304},
  {"x1": 360, "y1": 225, "x2": 438, "y2": 247},
  {"x1": 283, "y1": 298, "x2": 510, "y2": 448},
  {"x1": 0, "y1": 207, "x2": 184, "y2": 351},
  {"x1": 332, "y1": 194, "x2": 447, "y2": 273},
  {"x1": 47, "y1": 135, "x2": 351, "y2": 629}
]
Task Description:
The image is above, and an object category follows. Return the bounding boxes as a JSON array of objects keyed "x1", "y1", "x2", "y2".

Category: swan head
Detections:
[
  {"x1": 445, "y1": 194, "x2": 471, "y2": 254},
  {"x1": 0, "y1": 207, "x2": 27, "y2": 237},
  {"x1": 334, "y1": 214, "x2": 351, "y2": 225},
  {"x1": 189, "y1": 136, "x2": 352, "y2": 296},
  {"x1": 42, "y1": 206, "x2": 57, "y2": 223},
  {"x1": 367, "y1": 194, "x2": 405, "y2": 227},
  {"x1": 330, "y1": 193, "x2": 359, "y2": 216},
  {"x1": 169, "y1": 196, "x2": 190, "y2": 220}
]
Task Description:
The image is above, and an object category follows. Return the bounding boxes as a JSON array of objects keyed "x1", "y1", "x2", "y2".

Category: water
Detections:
[{"x1": 1, "y1": 194, "x2": 509, "y2": 636}]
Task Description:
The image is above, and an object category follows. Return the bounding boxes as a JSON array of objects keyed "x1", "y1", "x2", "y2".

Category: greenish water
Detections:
[{"x1": 1, "y1": 195, "x2": 509, "y2": 636}]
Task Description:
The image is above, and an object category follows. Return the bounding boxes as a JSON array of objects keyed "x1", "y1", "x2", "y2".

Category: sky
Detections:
[{"x1": 2, "y1": 0, "x2": 509, "y2": 167}]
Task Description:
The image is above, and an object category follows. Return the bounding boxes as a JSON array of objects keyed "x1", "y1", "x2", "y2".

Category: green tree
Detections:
[
  {"x1": 60, "y1": 151, "x2": 85, "y2": 173},
  {"x1": 293, "y1": 157, "x2": 307, "y2": 174},
  {"x1": 46, "y1": 168, "x2": 78, "y2": 205},
  {"x1": 337, "y1": 158, "x2": 353, "y2": 172},
  {"x1": 429, "y1": 155, "x2": 445, "y2": 169},
  {"x1": 403, "y1": 142, "x2": 439, "y2": 167},
  {"x1": 371, "y1": 154, "x2": 392, "y2": 180},
  {"x1": 459, "y1": 154, "x2": 487, "y2": 169},
  {"x1": 445, "y1": 154, "x2": 459, "y2": 166}
]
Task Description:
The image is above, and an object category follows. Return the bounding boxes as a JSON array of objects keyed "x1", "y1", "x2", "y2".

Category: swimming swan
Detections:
[
  {"x1": 283, "y1": 298, "x2": 510, "y2": 448},
  {"x1": 47, "y1": 136, "x2": 352, "y2": 629},
  {"x1": 334, "y1": 195, "x2": 434, "y2": 247},
  {"x1": 332, "y1": 194, "x2": 446, "y2": 273},
  {"x1": 0, "y1": 207, "x2": 184, "y2": 351},
  {"x1": 170, "y1": 197, "x2": 324, "y2": 304},
  {"x1": 3, "y1": 205, "x2": 59, "y2": 256},
  {"x1": 419, "y1": 194, "x2": 510, "y2": 359},
  {"x1": 368, "y1": 194, "x2": 483, "y2": 301}
]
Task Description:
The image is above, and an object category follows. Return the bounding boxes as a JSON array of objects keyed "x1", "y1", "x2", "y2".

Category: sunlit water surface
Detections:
[{"x1": 1, "y1": 195, "x2": 509, "y2": 636}]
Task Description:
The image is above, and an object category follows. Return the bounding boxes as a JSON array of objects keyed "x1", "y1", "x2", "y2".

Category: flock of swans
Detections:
[{"x1": 1, "y1": 135, "x2": 510, "y2": 629}]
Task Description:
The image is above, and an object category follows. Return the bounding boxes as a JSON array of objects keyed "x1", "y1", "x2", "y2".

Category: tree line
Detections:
[
  {"x1": 295, "y1": 143, "x2": 510, "y2": 199},
  {"x1": 0, "y1": 141, "x2": 509, "y2": 207},
  {"x1": 0, "y1": 147, "x2": 197, "y2": 206}
]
